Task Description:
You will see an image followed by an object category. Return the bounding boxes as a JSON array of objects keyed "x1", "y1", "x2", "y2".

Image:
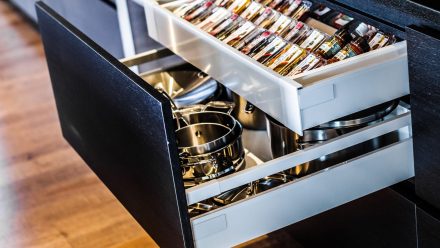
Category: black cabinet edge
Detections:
[
  {"x1": 391, "y1": 180, "x2": 440, "y2": 222},
  {"x1": 100, "y1": 0, "x2": 117, "y2": 9}
]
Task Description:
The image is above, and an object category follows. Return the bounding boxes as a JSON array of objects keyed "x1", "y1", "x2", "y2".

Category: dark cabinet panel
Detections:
[
  {"x1": 417, "y1": 207, "x2": 440, "y2": 248},
  {"x1": 36, "y1": 2, "x2": 192, "y2": 247},
  {"x1": 406, "y1": 26, "x2": 440, "y2": 209},
  {"x1": 331, "y1": 0, "x2": 440, "y2": 33}
]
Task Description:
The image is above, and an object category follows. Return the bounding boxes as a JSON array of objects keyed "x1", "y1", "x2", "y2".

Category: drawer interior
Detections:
[
  {"x1": 121, "y1": 43, "x2": 413, "y2": 197},
  {"x1": 184, "y1": 103, "x2": 412, "y2": 205},
  {"x1": 143, "y1": 0, "x2": 410, "y2": 134},
  {"x1": 122, "y1": 49, "x2": 414, "y2": 245}
]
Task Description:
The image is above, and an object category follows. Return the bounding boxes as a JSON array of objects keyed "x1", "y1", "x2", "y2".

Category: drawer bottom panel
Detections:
[{"x1": 191, "y1": 138, "x2": 414, "y2": 247}]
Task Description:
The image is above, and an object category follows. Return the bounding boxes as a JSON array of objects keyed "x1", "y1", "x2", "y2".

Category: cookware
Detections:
[
  {"x1": 231, "y1": 92, "x2": 267, "y2": 130},
  {"x1": 142, "y1": 70, "x2": 220, "y2": 107},
  {"x1": 175, "y1": 106, "x2": 241, "y2": 155},
  {"x1": 175, "y1": 104, "x2": 245, "y2": 184},
  {"x1": 188, "y1": 201, "x2": 219, "y2": 218},
  {"x1": 267, "y1": 100, "x2": 399, "y2": 177},
  {"x1": 213, "y1": 173, "x2": 292, "y2": 205}
]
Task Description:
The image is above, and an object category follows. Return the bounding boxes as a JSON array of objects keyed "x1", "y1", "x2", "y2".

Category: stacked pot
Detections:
[
  {"x1": 174, "y1": 103, "x2": 245, "y2": 187},
  {"x1": 143, "y1": 68, "x2": 245, "y2": 188}
]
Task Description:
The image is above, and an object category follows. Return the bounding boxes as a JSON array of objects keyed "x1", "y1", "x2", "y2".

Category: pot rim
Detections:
[{"x1": 176, "y1": 111, "x2": 243, "y2": 155}]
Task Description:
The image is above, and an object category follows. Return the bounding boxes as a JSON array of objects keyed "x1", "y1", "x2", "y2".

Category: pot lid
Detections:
[{"x1": 316, "y1": 100, "x2": 399, "y2": 129}]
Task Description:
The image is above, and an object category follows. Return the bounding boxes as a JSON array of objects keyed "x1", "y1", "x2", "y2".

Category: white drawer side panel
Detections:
[{"x1": 299, "y1": 53, "x2": 409, "y2": 129}]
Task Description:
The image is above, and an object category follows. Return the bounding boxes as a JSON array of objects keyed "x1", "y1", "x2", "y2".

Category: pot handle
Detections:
[
  {"x1": 244, "y1": 102, "x2": 256, "y2": 114},
  {"x1": 205, "y1": 101, "x2": 235, "y2": 114},
  {"x1": 158, "y1": 89, "x2": 191, "y2": 129}
]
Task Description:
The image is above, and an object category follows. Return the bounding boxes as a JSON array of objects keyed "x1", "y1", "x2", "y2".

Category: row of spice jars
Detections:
[{"x1": 174, "y1": 0, "x2": 396, "y2": 76}]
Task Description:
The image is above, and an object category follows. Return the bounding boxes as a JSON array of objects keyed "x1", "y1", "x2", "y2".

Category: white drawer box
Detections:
[{"x1": 143, "y1": 0, "x2": 409, "y2": 135}]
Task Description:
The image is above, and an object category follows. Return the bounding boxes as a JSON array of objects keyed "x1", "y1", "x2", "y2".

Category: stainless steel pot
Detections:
[
  {"x1": 231, "y1": 92, "x2": 267, "y2": 130},
  {"x1": 176, "y1": 110, "x2": 241, "y2": 155},
  {"x1": 180, "y1": 132, "x2": 245, "y2": 182},
  {"x1": 175, "y1": 108, "x2": 245, "y2": 184},
  {"x1": 267, "y1": 100, "x2": 399, "y2": 177},
  {"x1": 142, "y1": 70, "x2": 220, "y2": 107}
]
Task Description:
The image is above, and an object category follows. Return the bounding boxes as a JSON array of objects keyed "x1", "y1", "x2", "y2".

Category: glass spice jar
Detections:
[
  {"x1": 270, "y1": 45, "x2": 307, "y2": 75},
  {"x1": 315, "y1": 28, "x2": 352, "y2": 59},
  {"x1": 328, "y1": 36, "x2": 370, "y2": 63}
]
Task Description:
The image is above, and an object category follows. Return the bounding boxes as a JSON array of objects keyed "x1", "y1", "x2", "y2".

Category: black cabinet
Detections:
[
  {"x1": 36, "y1": 3, "x2": 192, "y2": 247},
  {"x1": 406, "y1": 26, "x2": 440, "y2": 210}
]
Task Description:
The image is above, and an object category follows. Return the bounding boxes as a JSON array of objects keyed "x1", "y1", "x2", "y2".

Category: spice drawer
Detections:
[
  {"x1": 143, "y1": 0, "x2": 409, "y2": 135},
  {"x1": 36, "y1": 2, "x2": 414, "y2": 248}
]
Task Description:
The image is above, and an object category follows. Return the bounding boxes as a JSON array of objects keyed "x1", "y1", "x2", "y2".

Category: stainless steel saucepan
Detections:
[{"x1": 174, "y1": 103, "x2": 245, "y2": 185}]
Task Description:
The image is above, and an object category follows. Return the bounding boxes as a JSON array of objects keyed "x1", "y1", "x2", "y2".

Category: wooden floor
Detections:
[{"x1": 0, "y1": 2, "x2": 158, "y2": 247}]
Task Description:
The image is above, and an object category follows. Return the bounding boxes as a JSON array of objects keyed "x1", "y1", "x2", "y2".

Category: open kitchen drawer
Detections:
[
  {"x1": 36, "y1": 2, "x2": 414, "y2": 248},
  {"x1": 143, "y1": 0, "x2": 410, "y2": 135}
]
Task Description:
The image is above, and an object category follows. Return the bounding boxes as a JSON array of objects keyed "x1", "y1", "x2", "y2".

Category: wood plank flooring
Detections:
[{"x1": 0, "y1": 2, "x2": 158, "y2": 247}]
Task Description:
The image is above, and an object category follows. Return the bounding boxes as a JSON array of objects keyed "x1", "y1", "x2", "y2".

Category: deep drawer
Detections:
[
  {"x1": 37, "y1": 2, "x2": 415, "y2": 247},
  {"x1": 143, "y1": 0, "x2": 410, "y2": 135}
]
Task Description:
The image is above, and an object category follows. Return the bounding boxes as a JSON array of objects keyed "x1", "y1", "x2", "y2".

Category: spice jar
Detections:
[
  {"x1": 328, "y1": 36, "x2": 370, "y2": 63},
  {"x1": 253, "y1": 36, "x2": 288, "y2": 63},
  {"x1": 288, "y1": 53, "x2": 326, "y2": 76},
  {"x1": 315, "y1": 28, "x2": 352, "y2": 59},
  {"x1": 228, "y1": 0, "x2": 251, "y2": 15},
  {"x1": 240, "y1": 30, "x2": 274, "y2": 55},
  {"x1": 268, "y1": 44, "x2": 307, "y2": 75},
  {"x1": 369, "y1": 32, "x2": 396, "y2": 50},
  {"x1": 223, "y1": 21, "x2": 257, "y2": 47},
  {"x1": 240, "y1": 1, "x2": 264, "y2": 21},
  {"x1": 299, "y1": 29, "x2": 328, "y2": 52}
]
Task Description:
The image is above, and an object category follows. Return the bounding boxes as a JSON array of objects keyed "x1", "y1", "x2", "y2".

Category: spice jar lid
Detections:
[{"x1": 354, "y1": 22, "x2": 369, "y2": 37}]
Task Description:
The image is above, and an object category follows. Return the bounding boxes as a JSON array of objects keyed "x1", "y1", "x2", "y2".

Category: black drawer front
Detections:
[
  {"x1": 36, "y1": 2, "x2": 192, "y2": 247},
  {"x1": 406, "y1": 26, "x2": 440, "y2": 210}
]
